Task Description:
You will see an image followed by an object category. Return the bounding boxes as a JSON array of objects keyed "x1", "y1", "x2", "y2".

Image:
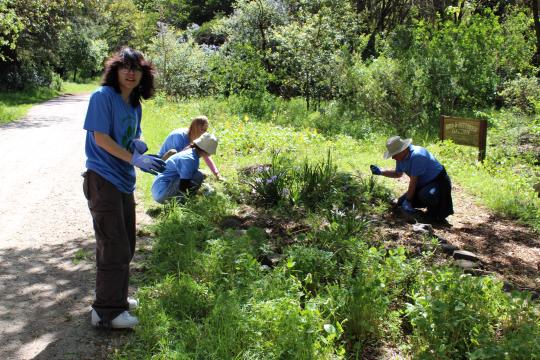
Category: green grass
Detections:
[
  {"x1": 0, "y1": 87, "x2": 60, "y2": 124},
  {"x1": 115, "y1": 95, "x2": 540, "y2": 360},
  {"x1": 138, "y1": 97, "x2": 540, "y2": 231},
  {"x1": 0, "y1": 78, "x2": 99, "y2": 124},
  {"x1": 62, "y1": 79, "x2": 100, "y2": 94},
  {"x1": 136, "y1": 96, "x2": 393, "y2": 206}
]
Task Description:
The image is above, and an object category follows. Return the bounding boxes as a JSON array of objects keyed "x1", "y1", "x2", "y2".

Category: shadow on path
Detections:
[{"x1": 0, "y1": 236, "x2": 133, "y2": 360}]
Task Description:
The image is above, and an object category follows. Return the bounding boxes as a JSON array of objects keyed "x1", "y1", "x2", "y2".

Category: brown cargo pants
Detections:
[{"x1": 83, "y1": 170, "x2": 135, "y2": 324}]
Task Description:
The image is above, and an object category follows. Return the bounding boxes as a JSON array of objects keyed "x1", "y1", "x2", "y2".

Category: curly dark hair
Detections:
[{"x1": 101, "y1": 47, "x2": 156, "y2": 107}]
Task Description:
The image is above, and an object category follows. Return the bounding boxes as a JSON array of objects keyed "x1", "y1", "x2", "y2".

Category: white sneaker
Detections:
[
  {"x1": 91, "y1": 309, "x2": 139, "y2": 329},
  {"x1": 128, "y1": 297, "x2": 138, "y2": 310}
]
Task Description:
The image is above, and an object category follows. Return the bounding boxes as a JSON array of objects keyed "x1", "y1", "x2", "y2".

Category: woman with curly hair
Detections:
[{"x1": 82, "y1": 47, "x2": 165, "y2": 329}]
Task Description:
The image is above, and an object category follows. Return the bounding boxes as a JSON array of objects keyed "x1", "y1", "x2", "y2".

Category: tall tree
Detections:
[
  {"x1": 0, "y1": 0, "x2": 86, "y2": 89},
  {"x1": 531, "y1": 0, "x2": 540, "y2": 69},
  {"x1": 357, "y1": 0, "x2": 412, "y2": 60}
]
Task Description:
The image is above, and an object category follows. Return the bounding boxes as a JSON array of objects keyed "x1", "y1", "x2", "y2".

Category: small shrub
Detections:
[
  {"x1": 242, "y1": 154, "x2": 293, "y2": 207},
  {"x1": 243, "y1": 297, "x2": 339, "y2": 359},
  {"x1": 293, "y1": 151, "x2": 342, "y2": 209},
  {"x1": 406, "y1": 268, "x2": 508, "y2": 359},
  {"x1": 199, "y1": 236, "x2": 262, "y2": 292},
  {"x1": 197, "y1": 295, "x2": 250, "y2": 358},
  {"x1": 150, "y1": 202, "x2": 211, "y2": 276},
  {"x1": 153, "y1": 274, "x2": 215, "y2": 321},
  {"x1": 49, "y1": 73, "x2": 63, "y2": 92},
  {"x1": 470, "y1": 304, "x2": 540, "y2": 360},
  {"x1": 498, "y1": 74, "x2": 540, "y2": 114},
  {"x1": 284, "y1": 245, "x2": 337, "y2": 291},
  {"x1": 340, "y1": 246, "x2": 407, "y2": 347}
]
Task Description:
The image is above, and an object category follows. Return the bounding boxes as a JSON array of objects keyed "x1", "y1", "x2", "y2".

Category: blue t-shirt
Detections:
[
  {"x1": 84, "y1": 86, "x2": 142, "y2": 193},
  {"x1": 395, "y1": 145, "x2": 443, "y2": 187},
  {"x1": 157, "y1": 128, "x2": 190, "y2": 157},
  {"x1": 151, "y1": 148, "x2": 200, "y2": 203}
]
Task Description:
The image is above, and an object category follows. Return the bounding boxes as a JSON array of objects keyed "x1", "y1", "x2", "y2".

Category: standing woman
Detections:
[{"x1": 82, "y1": 47, "x2": 165, "y2": 329}]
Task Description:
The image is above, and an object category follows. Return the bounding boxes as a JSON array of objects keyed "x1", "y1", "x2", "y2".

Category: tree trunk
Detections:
[{"x1": 532, "y1": 0, "x2": 540, "y2": 71}]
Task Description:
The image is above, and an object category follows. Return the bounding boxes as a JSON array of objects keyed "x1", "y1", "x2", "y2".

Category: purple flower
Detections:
[{"x1": 266, "y1": 175, "x2": 278, "y2": 184}]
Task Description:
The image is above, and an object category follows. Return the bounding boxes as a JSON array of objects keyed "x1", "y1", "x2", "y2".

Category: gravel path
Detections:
[{"x1": 0, "y1": 94, "x2": 134, "y2": 360}]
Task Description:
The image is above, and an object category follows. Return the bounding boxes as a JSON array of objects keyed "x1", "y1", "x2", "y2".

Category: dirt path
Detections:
[
  {"x1": 0, "y1": 94, "x2": 138, "y2": 360},
  {"x1": 382, "y1": 179, "x2": 540, "y2": 292}
]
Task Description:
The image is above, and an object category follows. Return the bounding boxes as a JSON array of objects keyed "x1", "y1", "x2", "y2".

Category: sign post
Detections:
[{"x1": 439, "y1": 116, "x2": 488, "y2": 162}]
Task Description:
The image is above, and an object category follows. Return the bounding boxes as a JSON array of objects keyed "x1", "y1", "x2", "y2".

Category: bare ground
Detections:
[{"x1": 379, "y1": 179, "x2": 540, "y2": 292}]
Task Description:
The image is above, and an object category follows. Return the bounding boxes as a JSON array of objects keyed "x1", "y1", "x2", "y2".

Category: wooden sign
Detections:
[{"x1": 440, "y1": 115, "x2": 487, "y2": 161}]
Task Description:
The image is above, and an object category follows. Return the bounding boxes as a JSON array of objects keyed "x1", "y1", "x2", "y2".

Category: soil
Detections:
[
  {"x1": 381, "y1": 178, "x2": 540, "y2": 293},
  {"x1": 0, "y1": 94, "x2": 538, "y2": 359}
]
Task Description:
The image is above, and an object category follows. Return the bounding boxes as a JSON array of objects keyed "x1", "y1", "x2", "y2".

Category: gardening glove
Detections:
[
  {"x1": 397, "y1": 194, "x2": 407, "y2": 206},
  {"x1": 129, "y1": 139, "x2": 148, "y2": 154},
  {"x1": 401, "y1": 199, "x2": 415, "y2": 214},
  {"x1": 139, "y1": 154, "x2": 166, "y2": 175},
  {"x1": 131, "y1": 150, "x2": 166, "y2": 175},
  {"x1": 370, "y1": 164, "x2": 382, "y2": 175}
]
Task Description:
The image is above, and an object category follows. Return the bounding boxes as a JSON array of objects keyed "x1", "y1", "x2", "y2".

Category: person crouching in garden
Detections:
[
  {"x1": 370, "y1": 136, "x2": 453, "y2": 223},
  {"x1": 157, "y1": 115, "x2": 224, "y2": 181},
  {"x1": 152, "y1": 133, "x2": 218, "y2": 204}
]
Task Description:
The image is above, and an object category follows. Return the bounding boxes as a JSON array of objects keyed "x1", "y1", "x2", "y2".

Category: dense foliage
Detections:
[{"x1": 2, "y1": 0, "x2": 539, "y2": 132}]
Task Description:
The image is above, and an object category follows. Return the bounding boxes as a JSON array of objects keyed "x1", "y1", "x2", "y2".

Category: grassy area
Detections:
[
  {"x1": 62, "y1": 80, "x2": 100, "y2": 94},
  {"x1": 138, "y1": 97, "x2": 540, "y2": 231},
  {"x1": 0, "y1": 79, "x2": 99, "y2": 124},
  {"x1": 118, "y1": 97, "x2": 540, "y2": 359},
  {"x1": 0, "y1": 87, "x2": 60, "y2": 124},
  {"x1": 136, "y1": 97, "x2": 390, "y2": 205}
]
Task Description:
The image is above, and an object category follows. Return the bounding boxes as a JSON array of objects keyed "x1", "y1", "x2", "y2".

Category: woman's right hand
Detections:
[{"x1": 370, "y1": 165, "x2": 382, "y2": 175}]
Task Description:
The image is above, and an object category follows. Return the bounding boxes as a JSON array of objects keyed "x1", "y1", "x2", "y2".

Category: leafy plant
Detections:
[
  {"x1": 406, "y1": 267, "x2": 509, "y2": 359},
  {"x1": 242, "y1": 154, "x2": 292, "y2": 207},
  {"x1": 284, "y1": 244, "x2": 337, "y2": 291},
  {"x1": 498, "y1": 74, "x2": 540, "y2": 114},
  {"x1": 469, "y1": 296, "x2": 540, "y2": 360}
]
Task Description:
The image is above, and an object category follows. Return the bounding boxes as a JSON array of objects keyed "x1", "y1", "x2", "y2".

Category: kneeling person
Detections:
[
  {"x1": 370, "y1": 136, "x2": 453, "y2": 222},
  {"x1": 152, "y1": 133, "x2": 218, "y2": 204}
]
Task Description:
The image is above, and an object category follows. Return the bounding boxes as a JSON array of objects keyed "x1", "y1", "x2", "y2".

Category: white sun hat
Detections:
[
  {"x1": 383, "y1": 136, "x2": 412, "y2": 159},
  {"x1": 194, "y1": 133, "x2": 218, "y2": 155}
]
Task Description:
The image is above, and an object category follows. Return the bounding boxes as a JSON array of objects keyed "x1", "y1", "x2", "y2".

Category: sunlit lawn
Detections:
[
  {"x1": 138, "y1": 97, "x2": 540, "y2": 230},
  {"x1": 0, "y1": 79, "x2": 99, "y2": 124}
]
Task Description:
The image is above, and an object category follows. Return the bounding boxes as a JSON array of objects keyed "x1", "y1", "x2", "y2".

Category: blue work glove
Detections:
[
  {"x1": 370, "y1": 164, "x2": 382, "y2": 175},
  {"x1": 129, "y1": 139, "x2": 148, "y2": 154},
  {"x1": 397, "y1": 194, "x2": 407, "y2": 206},
  {"x1": 131, "y1": 150, "x2": 166, "y2": 175},
  {"x1": 139, "y1": 154, "x2": 166, "y2": 175},
  {"x1": 401, "y1": 199, "x2": 415, "y2": 214}
]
